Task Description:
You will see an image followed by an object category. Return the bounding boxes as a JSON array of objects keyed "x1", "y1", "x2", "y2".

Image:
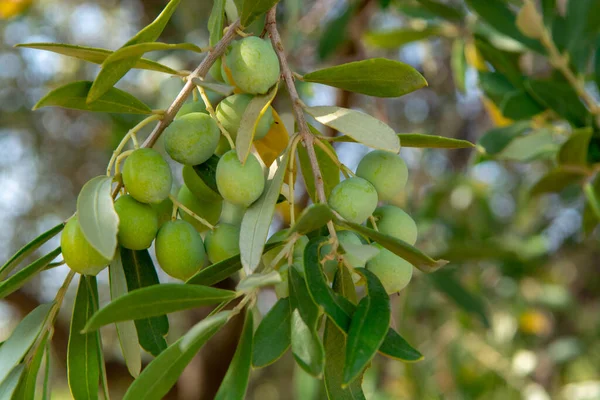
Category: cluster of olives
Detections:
[{"x1": 61, "y1": 36, "x2": 281, "y2": 280}]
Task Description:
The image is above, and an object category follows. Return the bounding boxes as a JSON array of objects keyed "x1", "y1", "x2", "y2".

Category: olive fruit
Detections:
[
  {"x1": 219, "y1": 200, "x2": 246, "y2": 225},
  {"x1": 216, "y1": 150, "x2": 265, "y2": 207},
  {"x1": 164, "y1": 113, "x2": 220, "y2": 166},
  {"x1": 204, "y1": 223, "x2": 240, "y2": 264},
  {"x1": 366, "y1": 244, "x2": 413, "y2": 294},
  {"x1": 61, "y1": 216, "x2": 111, "y2": 275},
  {"x1": 155, "y1": 220, "x2": 206, "y2": 281},
  {"x1": 370, "y1": 205, "x2": 417, "y2": 245},
  {"x1": 182, "y1": 165, "x2": 220, "y2": 202},
  {"x1": 151, "y1": 196, "x2": 173, "y2": 228},
  {"x1": 177, "y1": 184, "x2": 222, "y2": 233},
  {"x1": 356, "y1": 150, "x2": 408, "y2": 202},
  {"x1": 215, "y1": 94, "x2": 274, "y2": 140},
  {"x1": 328, "y1": 177, "x2": 378, "y2": 224},
  {"x1": 114, "y1": 195, "x2": 159, "y2": 250},
  {"x1": 122, "y1": 148, "x2": 172, "y2": 204},
  {"x1": 224, "y1": 37, "x2": 281, "y2": 94}
]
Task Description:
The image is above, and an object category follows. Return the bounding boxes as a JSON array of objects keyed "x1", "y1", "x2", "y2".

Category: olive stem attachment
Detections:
[
  {"x1": 168, "y1": 194, "x2": 215, "y2": 230},
  {"x1": 196, "y1": 85, "x2": 236, "y2": 148}
]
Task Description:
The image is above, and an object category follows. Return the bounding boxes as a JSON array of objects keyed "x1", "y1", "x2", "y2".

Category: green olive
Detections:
[
  {"x1": 177, "y1": 184, "x2": 222, "y2": 233},
  {"x1": 366, "y1": 244, "x2": 413, "y2": 294},
  {"x1": 224, "y1": 37, "x2": 281, "y2": 94},
  {"x1": 356, "y1": 150, "x2": 408, "y2": 202},
  {"x1": 155, "y1": 220, "x2": 206, "y2": 281},
  {"x1": 370, "y1": 205, "x2": 417, "y2": 245},
  {"x1": 122, "y1": 148, "x2": 172, "y2": 204},
  {"x1": 164, "y1": 112, "x2": 220, "y2": 166},
  {"x1": 204, "y1": 223, "x2": 240, "y2": 264},
  {"x1": 328, "y1": 177, "x2": 378, "y2": 224},
  {"x1": 216, "y1": 150, "x2": 265, "y2": 207},
  {"x1": 114, "y1": 195, "x2": 158, "y2": 250},
  {"x1": 182, "y1": 165, "x2": 221, "y2": 202},
  {"x1": 61, "y1": 216, "x2": 111, "y2": 275},
  {"x1": 215, "y1": 94, "x2": 274, "y2": 140}
]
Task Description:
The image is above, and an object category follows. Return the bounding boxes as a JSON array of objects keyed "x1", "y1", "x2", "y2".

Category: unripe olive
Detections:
[
  {"x1": 214, "y1": 135, "x2": 232, "y2": 156},
  {"x1": 122, "y1": 148, "x2": 172, "y2": 204},
  {"x1": 224, "y1": 37, "x2": 281, "y2": 94},
  {"x1": 61, "y1": 216, "x2": 110, "y2": 275},
  {"x1": 219, "y1": 200, "x2": 246, "y2": 225},
  {"x1": 155, "y1": 220, "x2": 206, "y2": 281},
  {"x1": 164, "y1": 113, "x2": 220, "y2": 166},
  {"x1": 177, "y1": 185, "x2": 222, "y2": 233},
  {"x1": 176, "y1": 90, "x2": 222, "y2": 117},
  {"x1": 356, "y1": 150, "x2": 408, "y2": 202},
  {"x1": 204, "y1": 223, "x2": 240, "y2": 264},
  {"x1": 114, "y1": 195, "x2": 159, "y2": 250},
  {"x1": 321, "y1": 231, "x2": 364, "y2": 275},
  {"x1": 182, "y1": 165, "x2": 221, "y2": 202},
  {"x1": 366, "y1": 245, "x2": 413, "y2": 294},
  {"x1": 209, "y1": 58, "x2": 224, "y2": 82},
  {"x1": 328, "y1": 177, "x2": 378, "y2": 224},
  {"x1": 215, "y1": 94, "x2": 274, "y2": 140},
  {"x1": 216, "y1": 150, "x2": 265, "y2": 207},
  {"x1": 370, "y1": 205, "x2": 417, "y2": 245},
  {"x1": 151, "y1": 196, "x2": 173, "y2": 228}
]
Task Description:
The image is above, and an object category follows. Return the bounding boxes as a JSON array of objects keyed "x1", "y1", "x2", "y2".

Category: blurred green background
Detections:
[{"x1": 1, "y1": 0, "x2": 599, "y2": 399}]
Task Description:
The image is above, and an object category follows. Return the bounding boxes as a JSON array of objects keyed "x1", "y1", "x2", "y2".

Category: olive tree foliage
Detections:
[{"x1": 1, "y1": 0, "x2": 599, "y2": 398}]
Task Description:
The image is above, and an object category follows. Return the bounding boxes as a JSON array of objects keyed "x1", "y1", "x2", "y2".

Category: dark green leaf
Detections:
[
  {"x1": 525, "y1": 80, "x2": 591, "y2": 127},
  {"x1": 564, "y1": 0, "x2": 600, "y2": 73},
  {"x1": 192, "y1": 155, "x2": 220, "y2": 195},
  {"x1": 428, "y1": 269, "x2": 490, "y2": 327},
  {"x1": 240, "y1": 0, "x2": 279, "y2": 27},
  {"x1": 378, "y1": 329, "x2": 423, "y2": 362},
  {"x1": 123, "y1": 312, "x2": 229, "y2": 400},
  {"x1": 291, "y1": 309, "x2": 325, "y2": 377},
  {"x1": 596, "y1": 42, "x2": 600, "y2": 94},
  {"x1": 531, "y1": 168, "x2": 587, "y2": 196},
  {"x1": 289, "y1": 267, "x2": 320, "y2": 330},
  {"x1": 252, "y1": 298, "x2": 291, "y2": 368},
  {"x1": 34, "y1": 81, "x2": 152, "y2": 114},
  {"x1": 474, "y1": 39, "x2": 523, "y2": 87},
  {"x1": 500, "y1": 90, "x2": 545, "y2": 120},
  {"x1": 0, "y1": 364, "x2": 25, "y2": 399},
  {"x1": 478, "y1": 121, "x2": 530, "y2": 156},
  {"x1": 541, "y1": 0, "x2": 555, "y2": 26},
  {"x1": 76, "y1": 175, "x2": 119, "y2": 259},
  {"x1": 478, "y1": 71, "x2": 518, "y2": 104},
  {"x1": 18, "y1": 333, "x2": 48, "y2": 400},
  {"x1": 0, "y1": 303, "x2": 52, "y2": 385},
  {"x1": 465, "y1": 0, "x2": 544, "y2": 53},
  {"x1": 120, "y1": 247, "x2": 168, "y2": 356},
  {"x1": 208, "y1": 0, "x2": 227, "y2": 46},
  {"x1": 416, "y1": 0, "x2": 464, "y2": 22},
  {"x1": 558, "y1": 128, "x2": 593, "y2": 166},
  {"x1": 303, "y1": 58, "x2": 427, "y2": 98},
  {"x1": 298, "y1": 128, "x2": 340, "y2": 202},
  {"x1": 0, "y1": 222, "x2": 63, "y2": 280},
  {"x1": 88, "y1": 0, "x2": 181, "y2": 103},
  {"x1": 15, "y1": 43, "x2": 179, "y2": 74},
  {"x1": 214, "y1": 311, "x2": 253, "y2": 400},
  {"x1": 343, "y1": 268, "x2": 390, "y2": 385},
  {"x1": 67, "y1": 276, "x2": 100, "y2": 400},
  {"x1": 337, "y1": 221, "x2": 448, "y2": 273},
  {"x1": 0, "y1": 247, "x2": 61, "y2": 299},
  {"x1": 364, "y1": 26, "x2": 442, "y2": 49},
  {"x1": 186, "y1": 241, "x2": 282, "y2": 286},
  {"x1": 84, "y1": 284, "x2": 236, "y2": 331},
  {"x1": 318, "y1": 4, "x2": 353, "y2": 60},
  {"x1": 303, "y1": 237, "x2": 352, "y2": 331},
  {"x1": 288, "y1": 204, "x2": 333, "y2": 236}
]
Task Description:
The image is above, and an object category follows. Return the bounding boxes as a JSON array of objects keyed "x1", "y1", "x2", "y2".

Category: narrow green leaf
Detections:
[
  {"x1": 364, "y1": 26, "x2": 442, "y2": 49},
  {"x1": 76, "y1": 176, "x2": 119, "y2": 260},
  {"x1": 18, "y1": 333, "x2": 48, "y2": 400},
  {"x1": 478, "y1": 71, "x2": 518, "y2": 103},
  {"x1": 305, "y1": 106, "x2": 400, "y2": 152},
  {"x1": 123, "y1": 312, "x2": 229, "y2": 400},
  {"x1": 531, "y1": 168, "x2": 587, "y2": 196},
  {"x1": 85, "y1": 284, "x2": 235, "y2": 331},
  {"x1": 596, "y1": 43, "x2": 600, "y2": 94},
  {"x1": 109, "y1": 252, "x2": 141, "y2": 378},
  {"x1": 289, "y1": 267, "x2": 320, "y2": 330},
  {"x1": 465, "y1": 0, "x2": 544, "y2": 53},
  {"x1": 428, "y1": 269, "x2": 490, "y2": 327},
  {"x1": 525, "y1": 80, "x2": 591, "y2": 127},
  {"x1": 303, "y1": 237, "x2": 352, "y2": 331},
  {"x1": 237, "y1": 271, "x2": 281, "y2": 292},
  {"x1": 343, "y1": 268, "x2": 390, "y2": 385},
  {"x1": 236, "y1": 83, "x2": 279, "y2": 163},
  {"x1": 214, "y1": 311, "x2": 253, "y2": 400},
  {"x1": 16, "y1": 43, "x2": 179, "y2": 74},
  {"x1": 240, "y1": 149, "x2": 290, "y2": 272},
  {"x1": 558, "y1": 128, "x2": 593, "y2": 166},
  {"x1": 240, "y1": 0, "x2": 279, "y2": 27},
  {"x1": 304, "y1": 58, "x2": 427, "y2": 98},
  {"x1": 88, "y1": 0, "x2": 181, "y2": 103},
  {"x1": 103, "y1": 42, "x2": 204, "y2": 64},
  {"x1": 498, "y1": 129, "x2": 559, "y2": 162},
  {"x1": 186, "y1": 241, "x2": 282, "y2": 286},
  {"x1": 208, "y1": 0, "x2": 227, "y2": 46},
  {"x1": 298, "y1": 128, "x2": 340, "y2": 202},
  {"x1": 120, "y1": 247, "x2": 168, "y2": 356},
  {"x1": 451, "y1": 39, "x2": 467, "y2": 93},
  {"x1": 291, "y1": 309, "x2": 325, "y2": 377},
  {"x1": 0, "y1": 303, "x2": 52, "y2": 385},
  {"x1": 34, "y1": 81, "x2": 152, "y2": 114},
  {"x1": 378, "y1": 329, "x2": 423, "y2": 362},
  {"x1": 0, "y1": 222, "x2": 63, "y2": 280},
  {"x1": 192, "y1": 155, "x2": 220, "y2": 195},
  {"x1": 252, "y1": 298, "x2": 292, "y2": 368},
  {"x1": 0, "y1": 247, "x2": 61, "y2": 299},
  {"x1": 500, "y1": 90, "x2": 545, "y2": 120},
  {"x1": 337, "y1": 221, "x2": 448, "y2": 273},
  {"x1": 333, "y1": 133, "x2": 475, "y2": 149},
  {"x1": 563, "y1": 0, "x2": 600, "y2": 72},
  {"x1": 68, "y1": 276, "x2": 100, "y2": 400},
  {"x1": 42, "y1": 340, "x2": 51, "y2": 400},
  {"x1": 191, "y1": 77, "x2": 235, "y2": 96},
  {"x1": 0, "y1": 364, "x2": 25, "y2": 399},
  {"x1": 478, "y1": 122, "x2": 530, "y2": 156},
  {"x1": 416, "y1": 0, "x2": 464, "y2": 22},
  {"x1": 324, "y1": 271, "x2": 365, "y2": 400},
  {"x1": 288, "y1": 204, "x2": 333, "y2": 236}
]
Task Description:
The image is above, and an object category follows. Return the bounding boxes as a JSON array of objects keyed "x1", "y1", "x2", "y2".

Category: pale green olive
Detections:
[
  {"x1": 61, "y1": 216, "x2": 111, "y2": 275},
  {"x1": 155, "y1": 220, "x2": 206, "y2": 281}
]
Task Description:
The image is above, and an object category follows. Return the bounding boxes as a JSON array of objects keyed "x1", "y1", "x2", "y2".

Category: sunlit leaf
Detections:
[
  {"x1": 0, "y1": 247, "x2": 61, "y2": 299},
  {"x1": 364, "y1": 26, "x2": 442, "y2": 49},
  {"x1": 103, "y1": 42, "x2": 204, "y2": 63}
]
